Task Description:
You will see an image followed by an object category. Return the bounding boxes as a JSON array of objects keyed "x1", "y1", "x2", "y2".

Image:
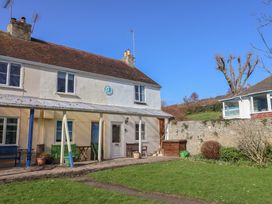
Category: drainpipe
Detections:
[{"x1": 26, "y1": 108, "x2": 35, "y2": 168}]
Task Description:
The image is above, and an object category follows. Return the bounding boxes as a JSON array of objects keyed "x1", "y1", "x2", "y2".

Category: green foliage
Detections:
[
  {"x1": 91, "y1": 160, "x2": 272, "y2": 204},
  {"x1": 186, "y1": 112, "x2": 222, "y2": 121},
  {"x1": 51, "y1": 144, "x2": 80, "y2": 162},
  {"x1": 266, "y1": 145, "x2": 272, "y2": 161},
  {"x1": 220, "y1": 147, "x2": 243, "y2": 162}
]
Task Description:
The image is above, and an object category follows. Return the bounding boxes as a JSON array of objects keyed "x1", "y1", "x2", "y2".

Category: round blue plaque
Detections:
[{"x1": 104, "y1": 85, "x2": 113, "y2": 96}]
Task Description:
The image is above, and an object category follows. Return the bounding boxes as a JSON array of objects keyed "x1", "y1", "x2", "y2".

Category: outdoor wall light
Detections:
[{"x1": 125, "y1": 117, "x2": 129, "y2": 124}]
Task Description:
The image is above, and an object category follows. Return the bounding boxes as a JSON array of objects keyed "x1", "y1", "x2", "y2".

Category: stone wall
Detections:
[{"x1": 169, "y1": 119, "x2": 272, "y2": 155}]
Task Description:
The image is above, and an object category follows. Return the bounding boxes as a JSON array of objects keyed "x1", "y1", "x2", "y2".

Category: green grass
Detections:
[
  {"x1": 0, "y1": 179, "x2": 157, "y2": 204},
  {"x1": 186, "y1": 111, "x2": 222, "y2": 121},
  {"x1": 90, "y1": 160, "x2": 272, "y2": 204}
]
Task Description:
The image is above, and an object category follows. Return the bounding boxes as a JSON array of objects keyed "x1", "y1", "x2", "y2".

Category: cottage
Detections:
[
  {"x1": 0, "y1": 17, "x2": 171, "y2": 167},
  {"x1": 221, "y1": 76, "x2": 272, "y2": 119}
]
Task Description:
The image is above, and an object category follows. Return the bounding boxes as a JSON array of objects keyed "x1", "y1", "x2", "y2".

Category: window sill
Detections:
[
  {"x1": 134, "y1": 101, "x2": 147, "y2": 105},
  {"x1": 0, "y1": 85, "x2": 23, "y2": 91},
  {"x1": 56, "y1": 92, "x2": 79, "y2": 98},
  {"x1": 252, "y1": 110, "x2": 272, "y2": 114}
]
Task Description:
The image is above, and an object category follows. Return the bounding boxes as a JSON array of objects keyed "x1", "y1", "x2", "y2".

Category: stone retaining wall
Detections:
[{"x1": 169, "y1": 119, "x2": 272, "y2": 155}]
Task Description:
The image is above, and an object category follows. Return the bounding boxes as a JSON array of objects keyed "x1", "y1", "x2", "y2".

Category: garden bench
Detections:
[{"x1": 0, "y1": 146, "x2": 21, "y2": 166}]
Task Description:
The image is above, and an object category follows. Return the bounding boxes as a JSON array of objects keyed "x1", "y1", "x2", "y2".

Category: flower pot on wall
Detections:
[
  {"x1": 36, "y1": 157, "x2": 46, "y2": 166},
  {"x1": 133, "y1": 151, "x2": 141, "y2": 159}
]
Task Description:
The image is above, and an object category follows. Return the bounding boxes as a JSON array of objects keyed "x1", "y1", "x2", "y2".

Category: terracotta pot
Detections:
[
  {"x1": 133, "y1": 151, "x2": 141, "y2": 159},
  {"x1": 37, "y1": 157, "x2": 46, "y2": 166}
]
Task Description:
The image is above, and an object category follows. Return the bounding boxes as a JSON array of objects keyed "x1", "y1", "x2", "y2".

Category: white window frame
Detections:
[
  {"x1": 251, "y1": 93, "x2": 270, "y2": 113},
  {"x1": 56, "y1": 71, "x2": 75, "y2": 94},
  {"x1": 135, "y1": 122, "x2": 146, "y2": 141},
  {"x1": 0, "y1": 61, "x2": 22, "y2": 88},
  {"x1": 134, "y1": 85, "x2": 146, "y2": 103},
  {"x1": 0, "y1": 117, "x2": 19, "y2": 146},
  {"x1": 55, "y1": 120, "x2": 74, "y2": 143}
]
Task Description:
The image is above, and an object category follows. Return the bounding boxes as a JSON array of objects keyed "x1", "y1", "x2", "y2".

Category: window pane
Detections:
[
  {"x1": 57, "y1": 72, "x2": 66, "y2": 92},
  {"x1": 5, "y1": 118, "x2": 17, "y2": 144},
  {"x1": 224, "y1": 101, "x2": 239, "y2": 116},
  {"x1": 0, "y1": 62, "x2": 8, "y2": 85},
  {"x1": 134, "y1": 85, "x2": 139, "y2": 101},
  {"x1": 56, "y1": 121, "x2": 72, "y2": 142},
  {"x1": 112, "y1": 124, "x2": 120, "y2": 143},
  {"x1": 67, "y1": 74, "x2": 74, "y2": 93},
  {"x1": 9, "y1": 64, "x2": 21, "y2": 87},
  {"x1": 135, "y1": 124, "x2": 145, "y2": 140},
  {"x1": 0, "y1": 118, "x2": 3, "y2": 144},
  {"x1": 253, "y1": 94, "x2": 268, "y2": 112},
  {"x1": 140, "y1": 86, "x2": 145, "y2": 102}
]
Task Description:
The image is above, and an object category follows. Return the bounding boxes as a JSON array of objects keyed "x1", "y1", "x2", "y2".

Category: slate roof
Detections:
[
  {"x1": 0, "y1": 31, "x2": 159, "y2": 86},
  {"x1": 241, "y1": 76, "x2": 272, "y2": 95}
]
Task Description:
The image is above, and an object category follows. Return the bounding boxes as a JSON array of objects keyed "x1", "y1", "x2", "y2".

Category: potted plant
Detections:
[{"x1": 36, "y1": 152, "x2": 51, "y2": 166}]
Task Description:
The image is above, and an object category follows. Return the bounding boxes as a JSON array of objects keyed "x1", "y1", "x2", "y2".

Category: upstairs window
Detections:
[
  {"x1": 253, "y1": 94, "x2": 268, "y2": 112},
  {"x1": 135, "y1": 85, "x2": 145, "y2": 103},
  {"x1": 135, "y1": 123, "x2": 145, "y2": 141},
  {"x1": 0, "y1": 117, "x2": 18, "y2": 145},
  {"x1": 0, "y1": 62, "x2": 21, "y2": 87},
  {"x1": 55, "y1": 120, "x2": 73, "y2": 142},
  {"x1": 57, "y1": 71, "x2": 75, "y2": 93}
]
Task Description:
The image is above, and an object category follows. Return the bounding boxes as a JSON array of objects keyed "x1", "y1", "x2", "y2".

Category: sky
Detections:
[{"x1": 0, "y1": 0, "x2": 271, "y2": 105}]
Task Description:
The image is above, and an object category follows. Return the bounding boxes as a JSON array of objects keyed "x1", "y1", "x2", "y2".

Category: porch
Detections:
[{"x1": 0, "y1": 94, "x2": 171, "y2": 168}]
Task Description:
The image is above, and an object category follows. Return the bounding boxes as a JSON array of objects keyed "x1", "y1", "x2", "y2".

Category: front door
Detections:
[
  {"x1": 111, "y1": 123, "x2": 122, "y2": 158},
  {"x1": 91, "y1": 122, "x2": 99, "y2": 160}
]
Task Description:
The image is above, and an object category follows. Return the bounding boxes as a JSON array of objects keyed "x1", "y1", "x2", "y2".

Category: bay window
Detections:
[
  {"x1": 0, "y1": 61, "x2": 21, "y2": 87},
  {"x1": 0, "y1": 117, "x2": 18, "y2": 145},
  {"x1": 57, "y1": 71, "x2": 75, "y2": 93},
  {"x1": 252, "y1": 94, "x2": 268, "y2": 112},
  {"x1": 224, "y1": 100, "x2": 240, "y2": 117}
]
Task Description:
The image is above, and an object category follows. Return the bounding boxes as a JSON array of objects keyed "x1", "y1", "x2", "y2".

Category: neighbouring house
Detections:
[
  {"x1": 220, "y1": 76, "x2": 272, "y2": 119},
  {"x1": 0, "y1": 17, "x2": 171, "y2": 166}
]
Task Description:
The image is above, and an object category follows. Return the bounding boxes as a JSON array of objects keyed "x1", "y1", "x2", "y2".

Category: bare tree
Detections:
[
  {"x1": 237, "y1": 121, "x2": 269, "y2": 166},
  {"x1": 215, "y1": 53, "x2": 259, "y2": 95}
]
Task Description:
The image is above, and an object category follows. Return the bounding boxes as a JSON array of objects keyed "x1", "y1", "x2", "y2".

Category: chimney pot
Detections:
[
  {"x1": 20, "y1": 17, "x2": 26, "y2": 23},
  {"x1": 122, "y1": 49, "x2": 135, "y2": 67}
]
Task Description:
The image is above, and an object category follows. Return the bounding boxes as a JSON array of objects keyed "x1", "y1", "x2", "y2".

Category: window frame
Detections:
[
  {"x1": 57, "y1": 71, "x2": 75, "y2": 94},
  {"x1": 251, "y1": 93, "x2": 269, "y2": 113},
  {"x1": 0, "y1": 117, "x2": 19, "y2": 146},
  {"x1": 223, "y1": 100, "x2": 240, "y2": 118},
  {"x1": 55, "y1": 120, "x2": 74, "y2": 143},
  {"x1": 135, "y1": 122, "x2": 146, "y2": 141},
  {"x1": 0, "y1": 61, "x2": 22, "y2": 88},
  {"x1": 134, "y1": 85, "x2": 146, "y2": 103}
]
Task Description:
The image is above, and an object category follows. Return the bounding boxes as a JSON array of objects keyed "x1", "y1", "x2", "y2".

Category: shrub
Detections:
[
  {"x1": 266, "y1": 145, "x2": 272, "y2": 161},
  {"x1": 201, "y1": 140, "x2": 221, "y2": 160},
  {"x1": 220, "y1": 147, "x2": 243, "y2": 162}
]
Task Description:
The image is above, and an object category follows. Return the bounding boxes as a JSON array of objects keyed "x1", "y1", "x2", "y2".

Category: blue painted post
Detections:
[{"x1": 26, "y1": 108, "x2": 35, "y2": 168}]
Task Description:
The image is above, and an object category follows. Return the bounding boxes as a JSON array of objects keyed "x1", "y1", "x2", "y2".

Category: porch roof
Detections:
[{"x1": 0, "y1": 94, "x2": 172, "y2": 118}]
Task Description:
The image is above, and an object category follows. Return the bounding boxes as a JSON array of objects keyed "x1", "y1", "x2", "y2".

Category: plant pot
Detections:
[
  {"x1": 133, "y1": 151, "x2": 141, "y2": 159},
  {"x1": 36, "y1": 157, "x2": 46, "y2": 166}
]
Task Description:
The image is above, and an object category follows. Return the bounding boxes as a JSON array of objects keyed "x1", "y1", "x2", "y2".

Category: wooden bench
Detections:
[
  {"x1": 126, "y1": 143, "x2": 148, "y2": 157},
  {"x1": 0, "y1": 146, "x2": 21, "y2": 166}
]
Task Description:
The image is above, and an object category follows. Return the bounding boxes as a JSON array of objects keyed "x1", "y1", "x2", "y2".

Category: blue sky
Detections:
[{"x1": 0, "y1": 0, "x2": 271, "y2": 105}]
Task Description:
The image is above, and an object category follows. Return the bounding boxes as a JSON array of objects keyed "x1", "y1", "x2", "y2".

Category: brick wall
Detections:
[{"x1": 251, "y1": 112, "x2": 272, "y2": 119}]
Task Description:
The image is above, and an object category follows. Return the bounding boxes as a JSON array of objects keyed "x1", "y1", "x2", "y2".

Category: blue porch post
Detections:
[{"x1": 26, "y1": 108, "x2": 35, "y2": 168}]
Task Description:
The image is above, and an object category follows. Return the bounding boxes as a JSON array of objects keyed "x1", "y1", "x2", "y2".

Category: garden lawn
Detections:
[
  {"x1": 186, "y1": 111, "x2": 221, "y2": 121},
  {"x1": 90, "y1": 160, "x2": 272, "y2": 204},
  {"x1": 0, "y1": 179, "x2": 157, "y2": 204}
]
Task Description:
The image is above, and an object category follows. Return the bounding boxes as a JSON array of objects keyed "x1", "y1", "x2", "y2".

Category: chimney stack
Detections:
[
  {"x1": 122, "y1": 49, "x2": 135, "y2": 67},
  {"x1": 7, "y1": 17, "x2": 32, "y2": 41}
]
